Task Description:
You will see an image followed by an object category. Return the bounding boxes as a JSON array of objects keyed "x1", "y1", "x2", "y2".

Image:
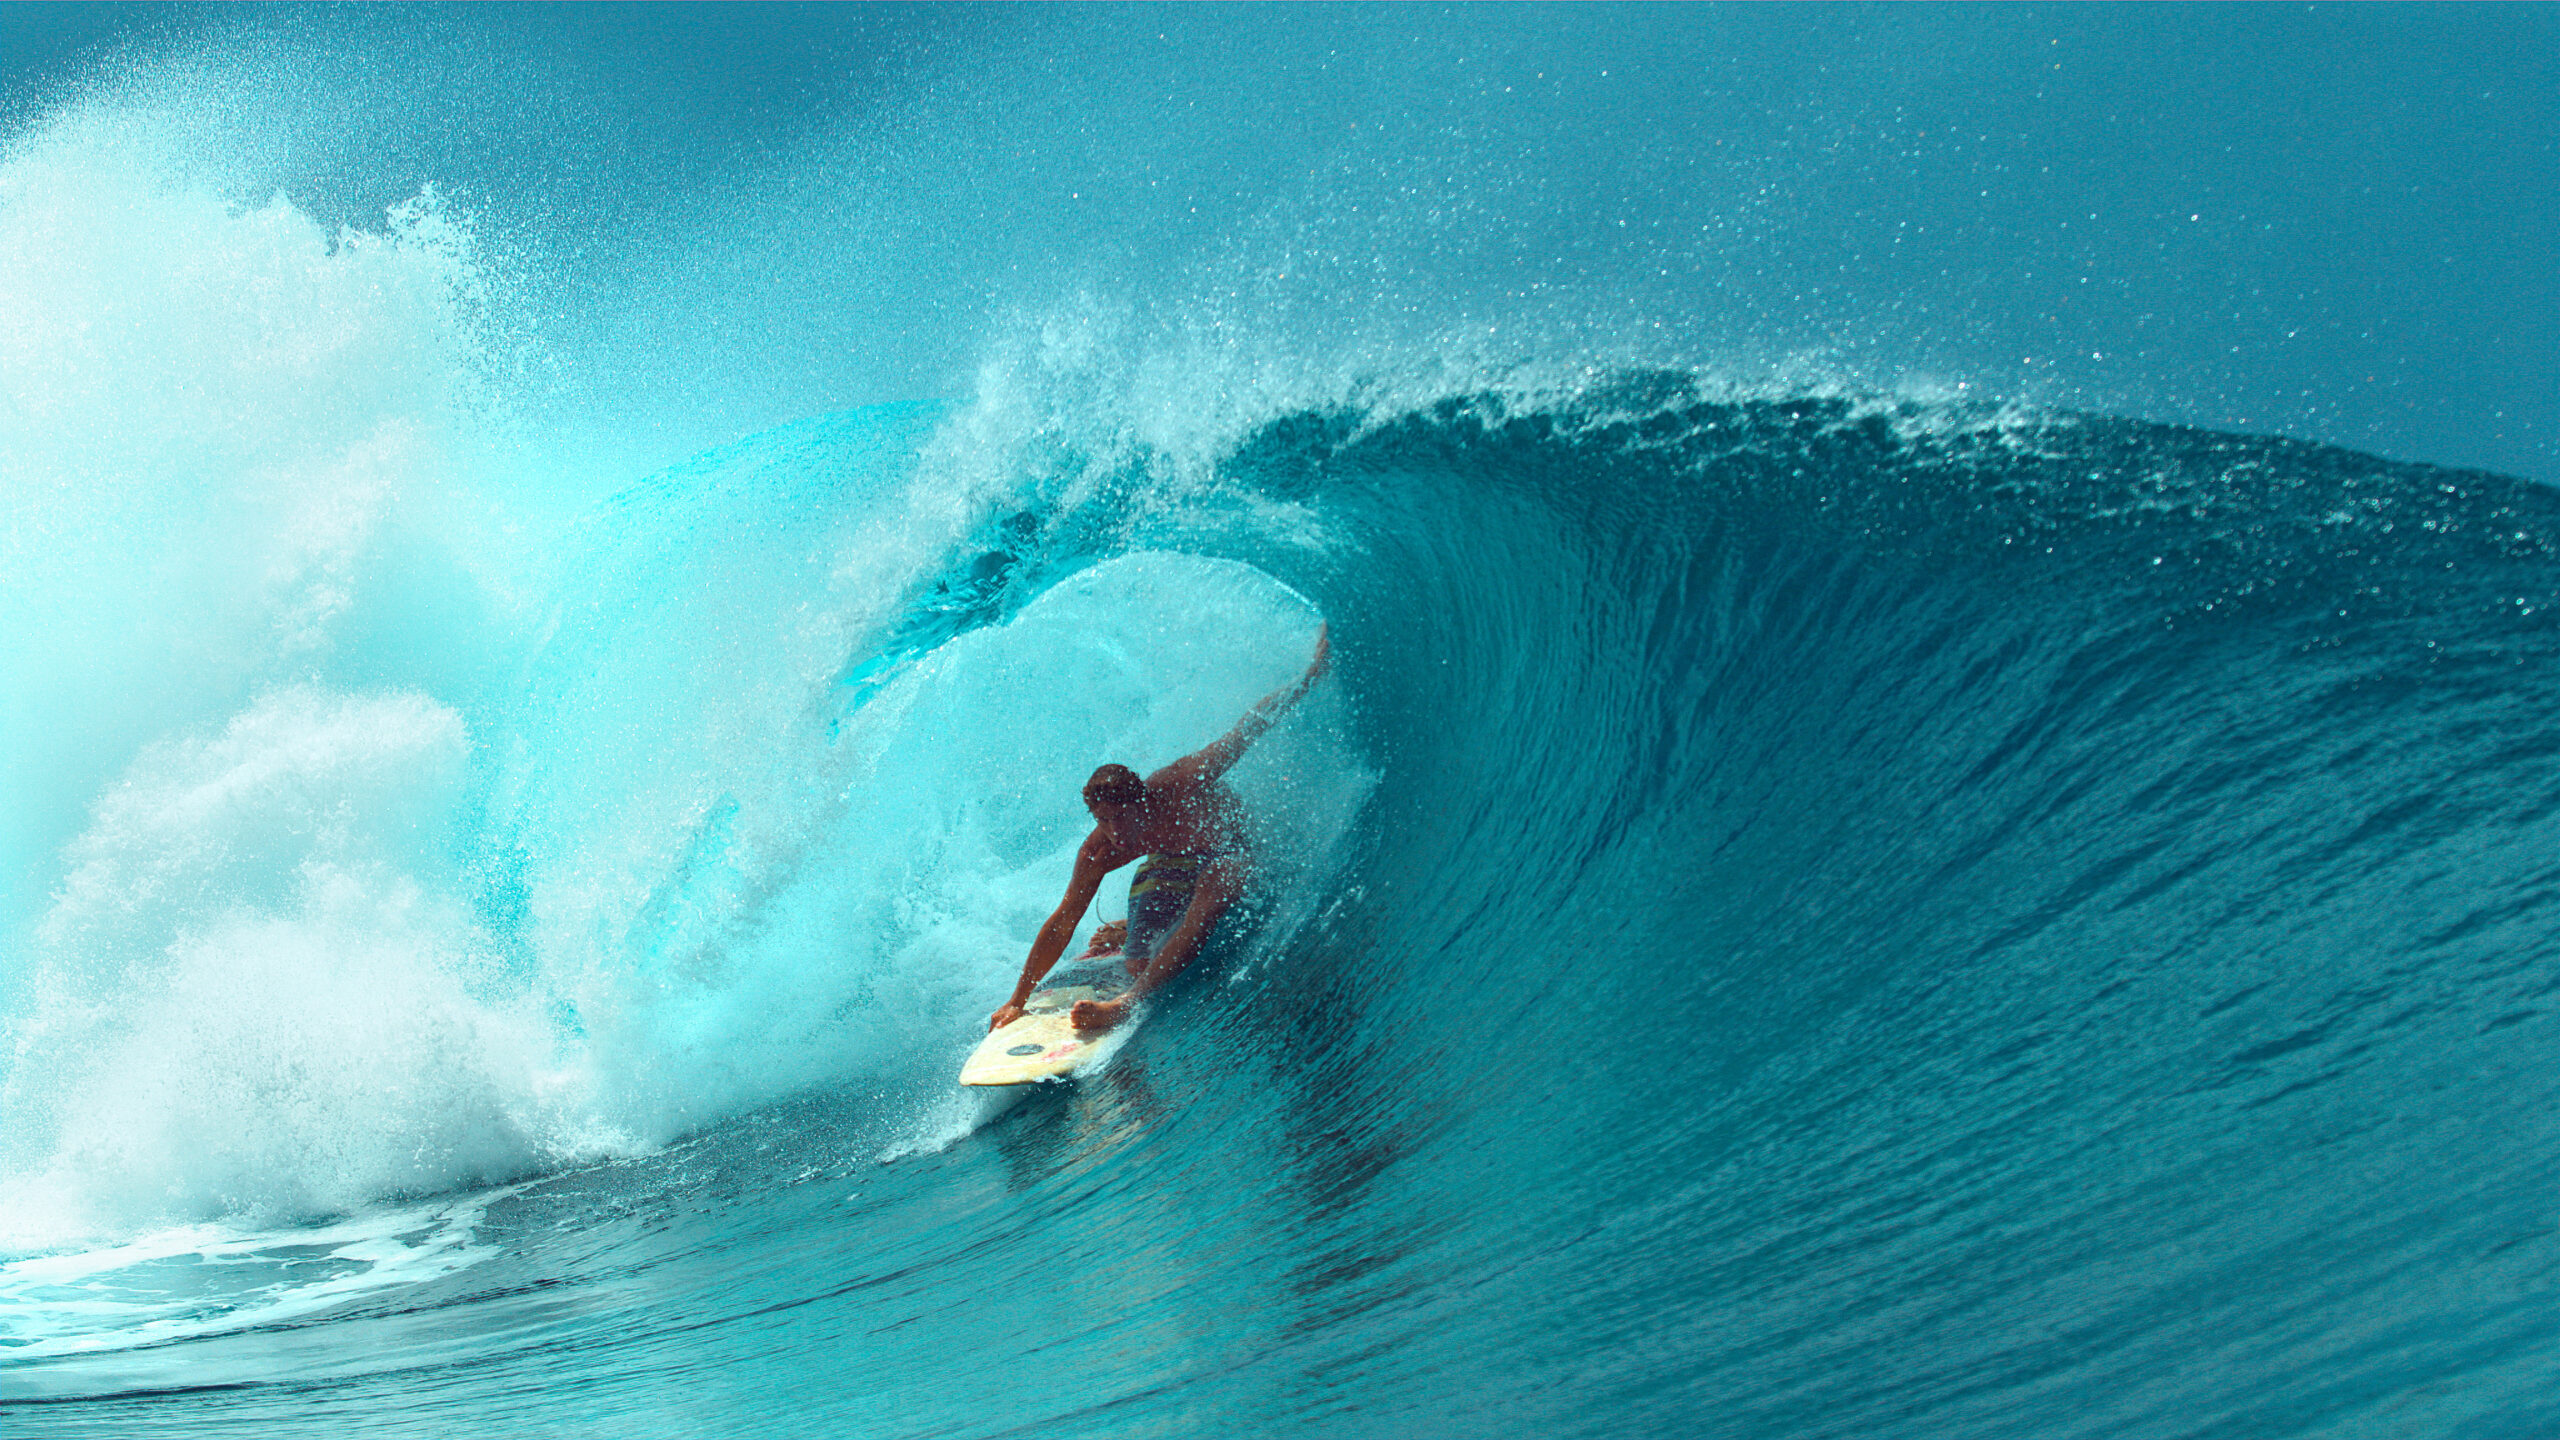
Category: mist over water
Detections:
[{"x1": 5, "y1": 6, "x2": 2559, "y2": 1436}]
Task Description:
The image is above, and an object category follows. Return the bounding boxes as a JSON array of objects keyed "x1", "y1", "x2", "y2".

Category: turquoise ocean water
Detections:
[{"x1": 6, "y1": 7, "x2": 2560, "y2": 1436}]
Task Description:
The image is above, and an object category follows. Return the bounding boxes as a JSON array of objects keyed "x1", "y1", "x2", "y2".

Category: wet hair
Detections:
[{"x1": 1083, "y1": 763, "x2": 1146, "y2": 808}]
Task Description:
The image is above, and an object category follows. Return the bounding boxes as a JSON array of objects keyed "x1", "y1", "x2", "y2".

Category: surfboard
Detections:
[{"x1": 959, "y1": 961, "x2": 1133, "y2": 1086}]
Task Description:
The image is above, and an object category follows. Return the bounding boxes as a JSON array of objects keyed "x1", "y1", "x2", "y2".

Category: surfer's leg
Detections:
[
  {"x1": 1130, "y1": 864, "x2": 1241, "y2": 998},
  {"x1": 1123, "y1": 855, "x2": 1200, "y2": 976},
  {"x1": 1073, "y1": 868, "x2": 1240, "y2": 1031}
]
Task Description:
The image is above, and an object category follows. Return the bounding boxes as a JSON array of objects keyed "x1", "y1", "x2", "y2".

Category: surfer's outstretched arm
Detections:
[
  {"x1": 991, "y1": 832, "x2": 1119, "y2": 1031},
  {"x1": 1161, "y1": 624, "x2": 1330, "y2": 789}
]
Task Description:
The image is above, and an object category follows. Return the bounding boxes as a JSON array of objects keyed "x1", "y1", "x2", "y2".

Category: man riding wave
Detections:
[{"x1": 990, "y1": 625, "x2": 1332, "y2": 1034}]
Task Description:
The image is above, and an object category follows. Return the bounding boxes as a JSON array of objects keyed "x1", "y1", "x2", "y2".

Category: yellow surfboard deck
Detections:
[{"x1": 959, "y1": 965, "x2": 1132, "y2": 1087}]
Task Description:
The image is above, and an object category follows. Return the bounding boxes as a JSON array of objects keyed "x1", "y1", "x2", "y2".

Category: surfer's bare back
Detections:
[{"x1": 991, "y1": 625, "x2": 1332, "y2": 1035}]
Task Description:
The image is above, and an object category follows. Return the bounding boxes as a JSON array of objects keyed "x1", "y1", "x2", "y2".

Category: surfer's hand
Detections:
[
  {"x1": 1070, "y1": 997, "x2": 1127, "y2": 1032},
  {"x1": 989, "y1": 1002, "x2": 1026, "y2": 1031}
]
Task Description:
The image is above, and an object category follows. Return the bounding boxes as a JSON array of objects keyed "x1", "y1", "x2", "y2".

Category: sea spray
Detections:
[
  {"x1": 0, "y1": 107, "x2": 522, "y2": 959},
  {"x1": 0, "y1": 689, "x2": 585, "y2": 1244}
]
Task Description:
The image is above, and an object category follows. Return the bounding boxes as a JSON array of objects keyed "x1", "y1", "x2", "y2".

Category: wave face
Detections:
[
  {"x1": 8, "y1": 8, "x2": 2560, "y2": 1439},
  {"x1": 11, "y1": 382, "x2": 2560, "y2": 1437}
]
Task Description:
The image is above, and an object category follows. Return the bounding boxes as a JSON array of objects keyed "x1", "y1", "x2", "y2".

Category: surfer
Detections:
[{"x1": 989, "y1": 625, "x2": 1332, "y2": 1034}]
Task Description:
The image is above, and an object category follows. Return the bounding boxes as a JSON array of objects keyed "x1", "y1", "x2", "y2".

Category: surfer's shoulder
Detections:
[
  {"x1": 1143, "y1": 752, "x2": 1206, "y2": 794},
  {"x1": 1079, "y1": 824, "x2": 1142, "y2": 869}
]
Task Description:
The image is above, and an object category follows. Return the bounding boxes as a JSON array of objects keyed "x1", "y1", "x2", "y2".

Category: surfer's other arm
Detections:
[
  {"x1": 1158, "y1": 624, "x2": 1331, "y2": 789},
  {"x1": 990, "y1": 832, "x2": 1119, "y2": 1031}
]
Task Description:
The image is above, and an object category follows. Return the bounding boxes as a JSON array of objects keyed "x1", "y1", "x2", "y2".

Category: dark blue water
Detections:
[{"x1": 6, "y1": 8, "x2": 2560, "y2": 1437}]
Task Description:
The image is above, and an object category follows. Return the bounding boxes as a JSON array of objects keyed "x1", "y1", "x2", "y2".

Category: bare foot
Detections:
[{"x1": 1071, "y1": 997, "x2": 1128, "y2": 1032}]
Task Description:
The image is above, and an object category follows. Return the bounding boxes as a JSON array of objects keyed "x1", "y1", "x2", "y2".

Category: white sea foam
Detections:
[
  {"x1": 0, "y1": 99, "x2": 533, "y2": 961},
  {"x1": 0, "y1": 1185, "x2": 516, "y2": 1358},
  {"x1": 0, "y1": 689, "x2": 622, "y2": 1249},
  {"x1": 0, "y1": 103, "x2": 620, "y2": 1253}
]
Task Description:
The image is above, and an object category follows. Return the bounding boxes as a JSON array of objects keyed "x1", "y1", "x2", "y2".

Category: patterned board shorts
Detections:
[{"x1": 1125, "y1": 852, "x2": 1208, "y2": 962}]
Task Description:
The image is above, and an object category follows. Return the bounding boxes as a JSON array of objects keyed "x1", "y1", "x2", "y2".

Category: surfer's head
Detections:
[
  {"x1": 1084, "y1": 763, "x2": 1148, "y2": 839},
  {"x1": 1084, "y1": 764, "x2": 1145, "y2": 810}
]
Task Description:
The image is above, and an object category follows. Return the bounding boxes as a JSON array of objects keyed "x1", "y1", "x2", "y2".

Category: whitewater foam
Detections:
[
  {"x1": 0, "y1": 1184, "x2": 516, "y2": 1359},
  {"x1": 0, "y1": 689, "x2": 604, "y2": 1248},
  {"x1": 0, "y1": 101, "x2": 539, "y2": 966}
]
